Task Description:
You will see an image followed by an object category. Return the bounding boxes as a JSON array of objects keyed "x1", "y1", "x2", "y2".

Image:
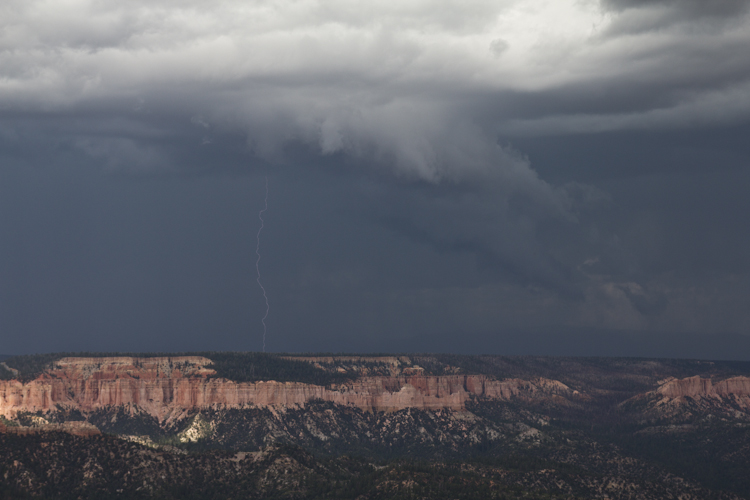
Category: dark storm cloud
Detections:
[
  {"x1": 3, "y1": 0, "x2": 749, "y2": 182},
  {"x1": 4, "y1": 0, "x2": 749, "y2": 154},
  {"x1": 370, "y1": 177, "x2": 592, "y2": 297},
  {"x1": 601, "y1": 0, "x2": 749, "y2": 25},
  {"x1": 1, "y1": 0, "x2": 750, "y2": 353}
]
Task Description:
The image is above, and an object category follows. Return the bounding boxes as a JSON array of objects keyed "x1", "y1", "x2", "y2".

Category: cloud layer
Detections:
[
  {"x1": 3, "y1": 0, "x2": 750, "y2": 171},
  {"x1": 2, "y1": 0, "x2": 750, "y2": 351}
]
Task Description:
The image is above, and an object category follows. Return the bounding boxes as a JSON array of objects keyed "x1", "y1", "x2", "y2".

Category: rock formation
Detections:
[
  {"x1": 622, "y1": 375, "x2": 750, "y2": 421},
  {"x1": 656, "y1": 375, "x2": 750, "y2": 399},
  {"x1": 0, "y1": 356, "x2": 572, "y2": 421}
]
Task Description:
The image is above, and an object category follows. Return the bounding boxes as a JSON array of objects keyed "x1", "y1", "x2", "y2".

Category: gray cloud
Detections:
[
  {"x1": 3, "y1": 0, "x2": 749, "y2": 154},
  {"x1": 601, "y1": 0, "x2": 749, "y2": 24},
  {"x1": 1, "y1": 0, "x2": 749, "y2": 353}
]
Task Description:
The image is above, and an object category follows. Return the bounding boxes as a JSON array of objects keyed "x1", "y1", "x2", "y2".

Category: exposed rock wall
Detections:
[
  {"x1": 622, "y1": 375, "x2": 750, "y2": 420},
  {"x1": 0, "y1": 356, "x2": 572, "y2": 420},
  {"x1": 656, "y1": 376, "x2": 750, "y2": 399}
]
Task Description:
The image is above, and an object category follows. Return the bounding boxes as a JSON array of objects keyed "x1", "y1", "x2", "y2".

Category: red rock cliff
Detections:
[
  {"x1": 657, "y1": 375, "x2": 750, "y2": 399},
  {"x1": 0, "y1": 357, "x2": 570, "y2": 421},
  {"x1": 622, "y1": 375, "x2": 750, "y2": 419}
]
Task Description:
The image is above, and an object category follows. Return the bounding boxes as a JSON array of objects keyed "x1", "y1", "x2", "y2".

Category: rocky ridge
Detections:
[
  {"x1": 656, "y1": 375, "x2": 750, "y2": 399},
  {"x1": 4, "y1": 354, "x2": 750, "y2": 499},
  {"x1": 623, "y1": 375, "x2": 750, "y2": 421},
  {"x1": 0, "y1": 356, "x2": 573, "y2": 421}
]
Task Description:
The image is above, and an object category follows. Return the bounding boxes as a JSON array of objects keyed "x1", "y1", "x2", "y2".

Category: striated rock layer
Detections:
[
  {"x1": 622, "y1": 375, "x2": 750, "y2": 421},
  {"x1": 656, "y1": 375, "x2": 750, "y2": 399},
  {"x1": 0, "y1": 357, "x2": 571, "y2": 420}
]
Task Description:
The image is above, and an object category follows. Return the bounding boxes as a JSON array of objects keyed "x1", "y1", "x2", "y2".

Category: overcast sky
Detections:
[{"x1": 2, "y1": 0, "x2": 750, "y2": 358}]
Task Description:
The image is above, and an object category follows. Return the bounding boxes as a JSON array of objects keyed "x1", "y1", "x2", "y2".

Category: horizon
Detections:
[{"x1": 4, "y1": 327, "x2": 750, "y2": 362}]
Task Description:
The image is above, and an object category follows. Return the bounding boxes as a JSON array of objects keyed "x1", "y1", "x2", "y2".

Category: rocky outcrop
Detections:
[
  {"x1": 656, "y1": 376, "x2": 750, "y2": 399},
  {"x1": 622, "y1": 375, "x2": 750, "y2": 421},
  {"x1": 0, "y1": 357, "x2": 572, "y2": 421}
]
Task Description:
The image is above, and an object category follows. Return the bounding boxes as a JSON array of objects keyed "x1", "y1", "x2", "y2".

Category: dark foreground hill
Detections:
[{"x1": 2, "y1": 353, "x2": 750, "y2": 499}]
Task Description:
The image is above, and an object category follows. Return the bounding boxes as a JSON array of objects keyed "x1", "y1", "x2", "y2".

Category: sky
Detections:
[{"x1": 1, "y1": 0, "x2": 750, "y2": 358}]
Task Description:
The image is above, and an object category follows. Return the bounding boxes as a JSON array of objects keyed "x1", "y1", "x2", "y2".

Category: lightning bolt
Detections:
[{"x1": 256, "y1": 175, "x2": 269, "y2": 352}]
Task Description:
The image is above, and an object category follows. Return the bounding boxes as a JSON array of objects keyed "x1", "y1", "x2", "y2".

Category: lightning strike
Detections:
[{"x1": 256, "y1": 175, "x2": 270, "y2": 352}]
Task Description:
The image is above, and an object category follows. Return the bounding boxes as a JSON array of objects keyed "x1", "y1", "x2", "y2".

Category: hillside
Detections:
[{"x1": 3, "y1": 353, "x2": 750, "y2": 498}]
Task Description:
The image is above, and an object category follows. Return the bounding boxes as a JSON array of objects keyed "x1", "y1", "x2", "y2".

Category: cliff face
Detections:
[
  {"x1": 656, "y1": 375, "x2": 750, "y2": 399},
  {"x1": 0, "y1": 357, "x2": 570, "y2": 420},
  {"x1": 622, "y1": 375, "x2": 750, "y2": 421}
]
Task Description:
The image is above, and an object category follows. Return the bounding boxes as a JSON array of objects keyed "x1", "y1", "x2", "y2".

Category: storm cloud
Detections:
[{"x1": 1, "y1": 0, "x2": 749, "y2": 355}]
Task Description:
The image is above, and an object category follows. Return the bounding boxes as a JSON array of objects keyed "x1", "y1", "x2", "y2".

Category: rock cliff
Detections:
[
  {"x1": 622, "y1": 375, "x2": 750, "y2": 420},
  {"x1": 656, "y1": 375, "x2": 750, "y2": 399},
  {"x1": 0, "y1": 356, "x2": 572, "y2": 421}
]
